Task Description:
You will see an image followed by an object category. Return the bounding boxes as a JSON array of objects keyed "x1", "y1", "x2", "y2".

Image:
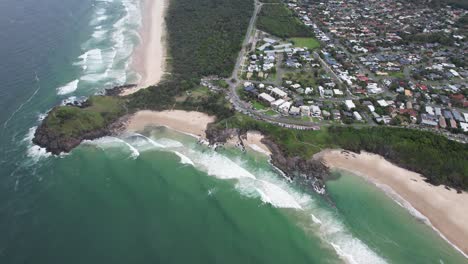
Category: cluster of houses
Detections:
[
  {"x1": 422, "y1": 106, "x2": 468, "y2": 132},
  {"x1": 289, "y1": 0, "x2": 467, "y2": 82},
  {"x1": 235, "y1": 1, "x2": 468, "y2": 137},
  {"x1": 284, "y1": 48, "x2": 317, "y2": 69}
]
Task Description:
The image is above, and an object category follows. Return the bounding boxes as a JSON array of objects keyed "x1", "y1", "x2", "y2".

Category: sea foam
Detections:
[{"x1": 57, "y1": 80, "x2": 79, "y2": 95}]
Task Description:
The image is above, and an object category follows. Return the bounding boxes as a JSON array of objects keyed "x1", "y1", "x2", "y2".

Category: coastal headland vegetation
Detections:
[
  {"x1": 34, "y1": 0, "x2": 468, "y2": 192},
  {"x1": 211, "y1": 113, "x2": 468, "y2": 191}
]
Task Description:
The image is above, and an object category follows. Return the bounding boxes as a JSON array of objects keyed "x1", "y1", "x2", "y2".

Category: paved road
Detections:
[{"x1": 226, "y1": 0, "x2": 322, "y2": 129}]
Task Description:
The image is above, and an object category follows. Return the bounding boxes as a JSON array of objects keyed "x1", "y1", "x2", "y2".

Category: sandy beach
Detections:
[
  {"x1": 125, "y1": 110, "x2": 216, "y2": 138},
  {"x1": 226, "y1": 131, "x2": 272, "y2": 156},
  {"x1": 122, "y1": 0, "x2": 167, "y2": 96},
  {"x1": 243, "y1": 131, "x2": 272, "y2": 156},
  {"x1": 318, "y1": 149, "x2": 468, "y2": 256}
]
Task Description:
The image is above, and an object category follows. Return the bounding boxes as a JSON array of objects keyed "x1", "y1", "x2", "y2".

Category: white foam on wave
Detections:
[
  {"x1": 311, "y1": 214, "x2": 322, "y2": 224},
  {"x1": 109, "y1": 132, "x2": 388, "y2": 263},
  {"x1": 73, "y1": 0, "x2": 143, "y2": 88},
  {"x1": 373, "y1": 181, "x2": 468, "y2": 259},
  {"x1": 155, "y1": 138, "x2": 184, "y2": 148},
  {"x1": 86, "y1": 136, "x2": 139, "y2": 159},
  {"x1": 131, "y1": 133, "x2": 165, "y2": 148},
  {"x1": 57, "y1": 80, "x2": 79, "y2": 95},
  {"x1": 174, "y1": 151, "x2": 195, "y2": 166},
  {"x1": 311, "y1": 208, "x2": 388, "y2": 264},
  {"x1": 255, "y1": 180, "x2": 302, "y2": 209},
  {"x1": 23, "y1": 126, "x2": 52, "y2": 163},
  {"x1": 225, "y1": 156, "x2": 388, "y2": 263},
  {"x1": 190, "y1": 150, "x2": 256, "y2": 180}
]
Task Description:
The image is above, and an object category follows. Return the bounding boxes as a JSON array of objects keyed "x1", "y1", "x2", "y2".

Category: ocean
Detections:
[{"x1": 0, "y1": 0, "x2": 466, "y2": 263}]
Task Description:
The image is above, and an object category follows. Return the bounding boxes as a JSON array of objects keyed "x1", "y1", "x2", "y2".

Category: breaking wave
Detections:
[
  {"x1": 57, "y1": 79, "x2": 79, "y2": 95},
  {"x1": 60, "y1": 0, "x2": 142, "y2": 96},
  {"x1": 80, "y1": 131, "x2": 388, "y2": 263}
]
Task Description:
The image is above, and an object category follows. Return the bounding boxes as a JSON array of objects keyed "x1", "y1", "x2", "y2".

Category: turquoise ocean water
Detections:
[{"x1": 0, "y1": 0, "x2": 466, "y2": 263}]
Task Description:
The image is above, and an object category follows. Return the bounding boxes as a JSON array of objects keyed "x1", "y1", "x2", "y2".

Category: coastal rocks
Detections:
[
  {"x1": 262, "y1": 138, "x2": 329, "y2": 194},
  {"x1": 205, "y1": 126, "x2": 239, "y2": 145},
  {"x1": 105, "y1": 84, "x2": 137, "y2": 96},
  {"x1": 32, "y1": 112, "x2": 128, "y2": 155},
  {"x1": 206, "y1": 126, "x2": 329, "y2": 194},
  {"x1": 33, "y1": 122, "x2": 110, "y2": 155}
]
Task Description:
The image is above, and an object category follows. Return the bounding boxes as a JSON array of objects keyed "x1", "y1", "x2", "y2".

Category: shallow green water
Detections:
[{"x1": 326, "y1": 170, "x2": 467, "y2": 263}]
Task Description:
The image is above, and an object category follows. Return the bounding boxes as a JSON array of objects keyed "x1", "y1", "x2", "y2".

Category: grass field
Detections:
[
  {"x1": 265, "y1": 109, "x2": 278, "y2": 116},
  {"x1": 252, "y1": 101, "x2": 267, "y2": 110},
  {"x1": 283, "y1": 71, "x2": 317, "y2": 87},
  {"x1": 45, "y1": 96, "x2": 126, "y2": 137},
  {"x1": 290, "y1": 37, "x2": 320, "y2": 49},
  {"x1": 389, "y1": 71, "x2": 405, "y2": 79}
]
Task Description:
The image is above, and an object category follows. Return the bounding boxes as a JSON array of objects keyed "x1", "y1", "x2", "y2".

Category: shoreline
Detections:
[
  {"x1": 122, "y1": 0, "x2": 168, "y2": 96},
  {"x1": 318, "y1": 149, "x2": 468, "y2": 257},
  {"x1": 125, "y1": 110, "x2": 216, "y2": 138},
  {"x1": 124, "y1": 110, "x2": 273, "y2": 156}
]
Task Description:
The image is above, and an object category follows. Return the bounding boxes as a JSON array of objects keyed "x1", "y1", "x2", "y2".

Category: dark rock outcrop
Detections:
[
  {"x1": 206, "y1": 127, "x2": 330, "y2": 194},
  {"x1": 33, "y1": 124, "x2": 107, "y2": 155},
  {"x1": 105, "y1": 84, "x2": 137, "y2": 96},
  {"x1": 32, "y1": 116, "x2": 128, "y2": 155},
  {"x1": 262, "y1": 138, "x2": 329, "y2": 194}
]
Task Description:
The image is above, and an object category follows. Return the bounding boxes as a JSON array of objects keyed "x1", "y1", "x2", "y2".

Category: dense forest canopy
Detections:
[
  {"x1": 257, "y1": 4, "x2": 314, "y2": 38},
  {"x1": 128, "y1": 0, "x2": 253, "y2": 110}
]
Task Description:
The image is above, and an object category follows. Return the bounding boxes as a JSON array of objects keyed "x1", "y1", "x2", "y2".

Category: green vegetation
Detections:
[
  {"x1": 403, "y1": 32, "x2": 454, "y2": 46},
  {"x1": 128, "y1": 0, "x2": 253, "y2": 111},
  {"x1": 164, "y1": 0, "x2": 253, "y2": 79},
  {"x1": 213, "y1": 79, "x2": 229, "y2": 89},
  {"x1": 252, "y1": 100, "x2": 267, "y2": 110},
  {"x1": 388, "y1": 71, "x2": 405, "y2": 79},
  {"x1": 265, "y1": 109, "x2": 278, "y2": 116},
  {"x1": 283, "y1": 71, "x2": 317, "y2": 87},
  {"x1": 257, "y1": 4, "x2": 313, "y2": 38},
  {"x1": 290, "y1": 37, "x2": 320, "y2": 49},
  {"x1": 216, "y1": 114, "x2": 468, "y2": 190},
  {"x1": 45, "y1": 96, "x2": 126, "y2": 137}
]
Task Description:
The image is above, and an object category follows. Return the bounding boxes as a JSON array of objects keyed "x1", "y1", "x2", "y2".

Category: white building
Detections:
[
  {"x1": 345, "y1": 100, "x2": 356, "y2": 110},
  {"x1": 353, "y1": 111, "x2": 363, "y2": 121},
  {"x1": 333, "y1": 89, "x2": 343, "y2": 96},
  {"x1": 258, "y1": 93, "x2": 275, "y2": 104},
  {"x1": 271, "y1": 87, "x2": 287, "y2": 98},
  {"x1": 377, "y1": 99, "x2": 389, "y2": 107},
  {"x1": 310, "y1": 105, "x2": 321, "y2": 117},
  {"x1": 278, "y1": 101, "x2": 292, "y2": 114},
  {"x1": 425, "y1": 106, "x2": 435, "y2": 115},
  {"x1": 300, "y1": 105, "x2": 310, "y2": 116},
  {"x1": 460, "y1": 122, "x2": 468, "y2": 132},
  {"x1": 289, "y1": 106, "x2": 300, "y2": 116},
  {"x1": 271, "y1": 99, "x2": 285, "y2": 108}
]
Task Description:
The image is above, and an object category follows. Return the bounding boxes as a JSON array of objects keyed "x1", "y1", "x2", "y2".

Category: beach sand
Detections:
[
  {"x1": 125, "y1": 110, "x2": 216, "y2": 138},
  {"x1": 318, "y1": 149, "x2": 468, "y2": 256},
  {"x1": 122, "y1": 0, "x2": 167, "y2": 96},
  {"x1": 244, "y1": 131, "x2": 271, "y2": 156},
  {"x1": 226, "y1": 131, "x2": 272, "y2": 156}
]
